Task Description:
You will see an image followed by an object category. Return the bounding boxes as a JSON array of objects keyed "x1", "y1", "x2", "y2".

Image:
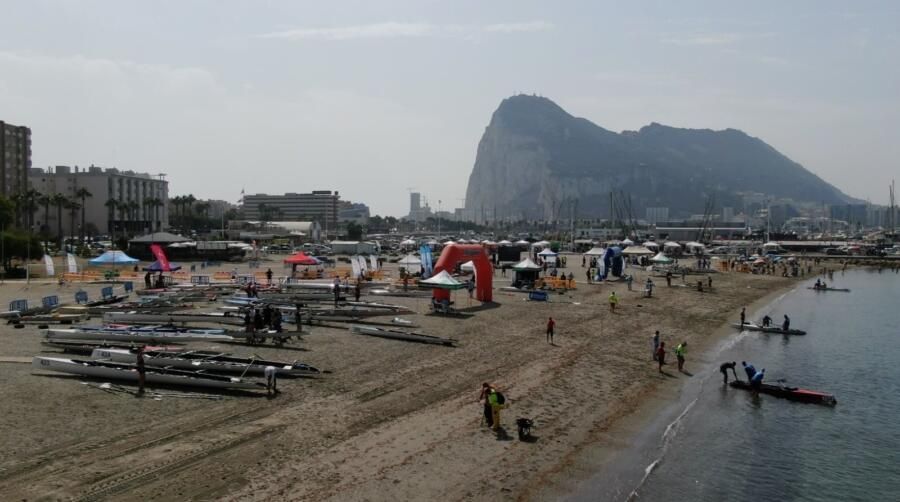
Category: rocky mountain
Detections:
[{"x1": 464, "y1": 95, "x2": 855, "y2": 221}]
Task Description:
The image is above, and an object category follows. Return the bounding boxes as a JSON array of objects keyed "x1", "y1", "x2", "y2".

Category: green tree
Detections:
[
  {"x1": 346, "y1": 222, "x2": 364, "y2": 240},
  {"x1": 51, "y1": 193, "x2": 69, "y2": 247},
  {"x1": 67, "y1": 200, "x2": 81, "y2": 250}
]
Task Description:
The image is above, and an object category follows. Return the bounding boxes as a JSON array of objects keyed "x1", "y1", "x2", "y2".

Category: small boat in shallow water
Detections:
[
  {"x1": 729, "y1": 380, "x2": 837, "y2": 406},
  {"x1": 731, "y1": 323, "x2": 806, "y2": 336},
  {"x1": 32, "y1": 356, "x2": 265, "y2": 390},
  {"x1": 807, "y1": 287, "x2": 851, "y2": 292}
]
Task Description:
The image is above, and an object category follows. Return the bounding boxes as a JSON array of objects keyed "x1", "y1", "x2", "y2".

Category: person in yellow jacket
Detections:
[
  {"x1": 487, "y1": 388, "x2": 506, "y2": 432},
  {"x1": 609, "y1": 291, "x2": 619, "y2": 312},
  {"x1": 675, "y1": 342, "x2": 688, "y2": 372}
]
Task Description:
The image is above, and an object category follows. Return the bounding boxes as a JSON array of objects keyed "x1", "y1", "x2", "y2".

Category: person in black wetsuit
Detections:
[{"x1": 762, "y1": 315, "x2": 772, "y2": 327}]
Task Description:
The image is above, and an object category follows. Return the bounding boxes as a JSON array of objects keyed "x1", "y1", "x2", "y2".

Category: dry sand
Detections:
[{"x1": 0, "y1": 257, "x2": 804, "y2": 501}]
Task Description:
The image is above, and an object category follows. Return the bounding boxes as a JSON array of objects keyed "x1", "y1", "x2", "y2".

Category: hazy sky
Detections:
[{"x1": 1, "y1": 1, "x2": 898, "y2": 215}]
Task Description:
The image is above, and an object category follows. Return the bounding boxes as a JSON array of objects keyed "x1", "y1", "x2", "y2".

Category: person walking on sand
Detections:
[
  {"x1": 488, "y1": 387, "x2": 506, "y2": 432},
  {"x1": 720, "y1": 361, "x2": 738, "y2": 384},
  {"x1": 608, "y1": 291, "x2": 618, "y2": 312},
  {"x1": 265, "y1": 268, "x2": 273, "y2": 285},
  {"x1": 354, "y1": 280, "x2": 361, "y2": 302},
  {"x1": 136, "y1": 346, "x2": 146, "y2": 396},
  {"x1": 675, "y1": 342, "x2": 687, "y2": 372},
  {"x1": 546, "y1": 317, "x2": 556, "y2": 344},
  {"x1": 656, "y1": 342, "x2": 667, "y2": 372},
  {"x1": 264, "y1": 365, "x2": 277, "y2": 396},
  {"x1": 479, "y1": 383, "x2": 494, "y2": 428},
  {"x1": 652, "y1": 331, "x2": 660, "y2": 361},
  {"x1": 707, "y1": 275, "x2": 712, "y2": 289}
]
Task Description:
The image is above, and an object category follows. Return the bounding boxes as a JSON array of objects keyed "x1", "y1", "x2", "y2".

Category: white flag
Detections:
[
  {"x1": 369, "y1": 255, "x2": 378, "y2": 271},
  {"x1": 66, "y1": 253, "x2": 78, "y2": 274},
  {"x1": 43, "y1": 254, "x2": 55, "y2": 277}
]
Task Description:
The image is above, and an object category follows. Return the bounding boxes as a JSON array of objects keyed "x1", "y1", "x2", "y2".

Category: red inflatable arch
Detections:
[{"x1": 431, "y1": 244, "x2": 493, "y2": 303}]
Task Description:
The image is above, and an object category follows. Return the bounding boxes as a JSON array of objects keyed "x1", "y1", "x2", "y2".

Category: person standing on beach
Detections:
[
  {"x1": 666, "y1": 271, "x2": 672, "y2": 287},
  {"x1": 645, "y1": 278, "x2": 654, "y2": 297},
  {"x1": 265, "y1": 268, "x2": 273, "y2": 285},
  {"x1": 136, "y1": 346, "x2": 146, "y2": 396},
  {"x1": 264, "y1": 365, "x2": 277, "y2": 396},
  {"x1": 782, "y1": 315, "x2": 791, "y2": 332},
  {"x1": 652, "y1": 331, "x2": 660, "y2": 360},
  {"x1": 656, "y1": 342, "x2": 666, "y2": 372},
  {"x1": 546, "y1": 317, "x2": 555, "y2": 344},
  {"x1": 488, "y1": 387, "x2": 505, "y2": 432},
  {"x1": 626, "y1": 275, "x2": 633, "y2": 291},
  {"x1": 609, "y1": 291, "x2": 618, "y2": 312},
  {"x1": 675, "y1": 342, "x2": 687, "y2": 371},
  {"x1": 586, "y1": 268, "x2": 592, "y2": 284},
  {"x1": 354, "y1": 280, "x2": 361, "y2": 302},
  {"x1": 740, "y1": 307, "x2": 746, "y2": 325},
  {"x1": 720, "y1": 361, "x2": 737, "y2": 384},
  {"x1": 479, "y1": 383, "x2": 494, "y2": 428}
]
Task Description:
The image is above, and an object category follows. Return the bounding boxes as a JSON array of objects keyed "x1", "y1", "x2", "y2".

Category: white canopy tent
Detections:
[
  {"x1": 583, "y1": 247, "x2": 606, "y2": 256},
  {"x1": 460, "y1": 260, "x2": 475, "y2": 272},
  {"x1": 622, "y1": 238, "x2": 635, "y2": 246},
  {"x1": 537, "y1": 248, "x2": 558, "y2": 257},
  {"x1": 663, "y1": 241, "x2": 682, "y2": 249},
  {"x1": 643, "y1": 241, "x2": 660, "y2": 250},
  {"x1": 515, "y1": 240, "x2": 530, "y2": 246},
  {"x1": 512, "y1": 258, "x2": 542, "y2": 271},
  {"x1": 398, "y1": 254, "x2": 422, "y2": 267},
  {"x1": 651, "y1": 252, "x2": 674, "y2": 264},
  {"x1": 498, "y1": 239, "x2": 512, "y2": 246},
  {"x1": 418, "y1": 270, "x2": 464, "y2": 289},
  {"x1": 622, "y1": 245, "x2": 654, "y2": 255},
  {"x1": 532, "y1": 240, "x2": 551, "y2": 249}
]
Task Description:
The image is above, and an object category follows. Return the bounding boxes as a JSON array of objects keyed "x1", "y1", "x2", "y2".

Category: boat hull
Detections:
[
  {"x1": 350, "y1": 325, "x2": 455, "y2": 346},
  {"x1": 91, "y1": 348, "x2": 321, "y2": 377},
  {"x1": 729, "y1": 380, "x2": 836, "y2": 406},
  {"x1": 731, "y1": 323, "x2": 806, "y2": 335},
  {"x1": 45, "y1": 328, "x2": 233, "y2": 343}
]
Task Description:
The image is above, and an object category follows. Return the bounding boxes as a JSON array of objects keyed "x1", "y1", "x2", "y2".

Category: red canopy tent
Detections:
[{"x1": 283, "y1": 252, "x2": 320, "y2": 265}]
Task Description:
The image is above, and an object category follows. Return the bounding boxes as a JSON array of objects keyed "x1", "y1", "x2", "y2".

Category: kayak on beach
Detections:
[
  {"x1": 729, "y1": 380, "x2": 837, "y2": 406},
  {"x1": 731, "y1": 322, "x2": 807, "y2": 336}
]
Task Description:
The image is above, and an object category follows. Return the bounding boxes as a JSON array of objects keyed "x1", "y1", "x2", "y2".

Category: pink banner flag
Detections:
[{"x1": 150, "y1": 244, "x2": 171, "y2": 271}]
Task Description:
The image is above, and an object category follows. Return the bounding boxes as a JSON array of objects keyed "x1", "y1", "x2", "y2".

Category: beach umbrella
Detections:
[
  {"x1": 622, "y1": 238, "x2": 634, "y2": 246},
  {"x1": 643, "y1": 241, "x2": 659, "y2": 250},
  {"x1": 498, "y1": 239, "x2": 512, "y2": 246},
  {"x1": 515, "y1": 239, "x2": 530, "y2": 246},
  {"x1": 398, "y1": 254, "x2": 422, "y2": 267},
  {"x1": 89, "y1": 250, "x2": 139, "y2": 265},
  {"x1": 418, "y1": 270, "x2": 465, "y2": 290},
  {"x1": 663, "y1": 241, "x2": 681, "y2": 249}
]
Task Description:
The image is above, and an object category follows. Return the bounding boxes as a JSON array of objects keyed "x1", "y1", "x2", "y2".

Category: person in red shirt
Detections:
[
  {"x1": 546, "y1": 317, "x2": 556, "y2": 344},
  {"x1": 656, "y1": 342, "x2": 667, "y2": 373}
]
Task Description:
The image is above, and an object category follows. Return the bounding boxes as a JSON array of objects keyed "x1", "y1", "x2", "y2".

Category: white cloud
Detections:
[{"x1": 258, "y1": 21, "x2": 553, "y2": 41}]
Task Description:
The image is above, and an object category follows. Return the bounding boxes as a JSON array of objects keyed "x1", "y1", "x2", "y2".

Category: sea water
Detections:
[{"x1": 576, "y1": 267, "x2": 900, "y2": 502}]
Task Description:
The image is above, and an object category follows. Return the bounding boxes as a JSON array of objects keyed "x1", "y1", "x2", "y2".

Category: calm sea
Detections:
[{"x1": 572, "y1": 267, "x2": 900, "y2": 502}]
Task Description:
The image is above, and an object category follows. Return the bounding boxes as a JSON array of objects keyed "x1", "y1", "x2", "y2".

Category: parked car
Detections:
[{"x1": 824, "y1": 247, "x2": 848, "y2": 255}]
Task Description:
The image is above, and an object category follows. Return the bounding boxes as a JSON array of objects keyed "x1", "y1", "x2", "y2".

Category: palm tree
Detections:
[
  {"x1": 67, "y1": 200, "x2": 81, "y2": 251},
  {"x1": 37, "y1": 193, "x2": 51, "y2": 234},
  {"x1": 184, "y1": 194, "x2": 196, "y2": 227},
  {"x1": 146, "y1": 198, "x2": 164, "y2": 231},
  {"x1": 74, "y1": 187, "x2": 92, "y2": 243},
  {"x1": 51, "y1": 193, "x2": 69, "y2": 247},
  {"x1": 127, "y1": 200, "x2": 140, "y2": 234},
  {"x1": 169, "y1": 196, "x2": 182, "y2": 228},
  {"x1": 104, "y1": 199, "x2": 119, "y2": 241}
]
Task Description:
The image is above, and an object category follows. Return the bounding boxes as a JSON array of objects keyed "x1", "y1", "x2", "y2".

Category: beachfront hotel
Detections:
[
  {"x1": 243, "y1": 191, "x2": 341, "y2": 228},
  {"x1": 28, "y1": 165, "x2": 169, "y2": 236},
  {"x1": 0, "y1": 120, "x2": 31, "y2": 198}
]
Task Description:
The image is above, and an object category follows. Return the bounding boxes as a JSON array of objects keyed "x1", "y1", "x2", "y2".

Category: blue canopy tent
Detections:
[
  {"x1": 88, "y1": 250, "x2": 139, "y2": 266},
  {"x1": 143, "y1": 260, "x2": 182, "y2": 272}
]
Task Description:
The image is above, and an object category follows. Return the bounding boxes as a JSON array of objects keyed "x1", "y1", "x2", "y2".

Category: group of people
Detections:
[
  {"x1": 741, "y1": 307, "x2": 791, "y2": 331},
  {"x1": 652, "y1": 331, "x2": 689, "y2": 373},
  {"x1": 143, "y1": 271, "x2": 166, "y2": 289},
  {"x1": 717, "y1": 361, "x2": 765, "y2": 393},
  {"x1": 243, "y1": 304, "x2": 283, "y2": 334}
]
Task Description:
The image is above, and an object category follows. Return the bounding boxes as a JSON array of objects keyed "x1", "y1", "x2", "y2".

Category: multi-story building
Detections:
[
  {"x1": 243, "y1": 191, "x2": 340, "y2": 228},
  {"x1": 1, "y1": 120, "x2": 31, "y2": 198},
  {"x1": 28, "y1": 165, "x2": 168, "y2": 237},
  {"x1": 338, "y1": 202, "x2": 370, "y2": 225}
]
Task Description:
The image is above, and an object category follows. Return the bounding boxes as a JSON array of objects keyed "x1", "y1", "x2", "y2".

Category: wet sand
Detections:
[{"x1": 0, "y1": 258, "x2": 801, "y2": 500}]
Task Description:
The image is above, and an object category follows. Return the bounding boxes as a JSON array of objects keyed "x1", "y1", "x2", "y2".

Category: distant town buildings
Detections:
[
  {"x1": 406, "y1": 191, "x2": 432, "y2": 222},
  {"x1": 243, "y1": 191, "x2": 341, "y2": 228},
  {"x1": 28, "y1": 165, "x2": 169, "y2": 236},
  {"x1": 0, "y1": 120, "x2": 31, "y2": 198},
  {"x1": 338, "y1": 202, "x2": 371, "y2": 224}
]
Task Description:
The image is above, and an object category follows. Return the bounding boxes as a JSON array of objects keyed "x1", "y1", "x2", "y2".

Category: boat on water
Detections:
[
  {"x1": 102, "y1": 311, "x2": 245, "y2": 326},
  {"x1": 807, "y1": 287, "x2": 851, "y2": 292},
  {"x1": 44, "y1": 328, "x2": 233, "y2": 343},
  {"x1": 91, "y1": 348, "x2": 321, "y2": 377},
  {"x1": 729, "y1": 380, "x2": 837, "y2": 406},
  {"x1": 731, "y1": 322, "x2": 807, "y2": 336},
  {"x1": 32, "y1": 356, "x2": 265, "y2": 390},
  {"x1": 349, "y1": 325, "x2": 455, "y2": 346}
]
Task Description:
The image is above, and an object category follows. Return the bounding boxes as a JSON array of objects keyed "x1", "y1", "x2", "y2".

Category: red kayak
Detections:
[{"x1": 730, "y1": 380, "x2": 837, "y2": 406}]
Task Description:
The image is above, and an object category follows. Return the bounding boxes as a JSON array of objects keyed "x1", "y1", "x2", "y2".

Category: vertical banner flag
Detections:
[
  {"x1": 43, "y1": 254, "x2": 55, "y2": 277},
  {"x1": 357, "y1": 256, "x2": 368, "y2": 275},
  {"x1": 419, "y1": 245, "x2": 433, "y2": 278},
  {"x1": 350, "y1": 257, "x2": 361, "y2": 279},
  {"x1": 369, "y1": 255, "x2": 378, "y2": 271},
  {"x1": 66, "y1": 253, "x2": 78, "y2": 273},
  {"x1": 150, "y1": 244, "x2": 171, "y2": 271}
]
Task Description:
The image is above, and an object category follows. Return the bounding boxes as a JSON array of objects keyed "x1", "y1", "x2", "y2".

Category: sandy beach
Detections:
[{"x1": 0, "y1": 257, "x2": 802, "y2": 501}]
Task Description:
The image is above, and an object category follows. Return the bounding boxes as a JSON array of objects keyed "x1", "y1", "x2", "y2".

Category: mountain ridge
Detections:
[{"x1": 464, "y1": 95, "x2": 856, "y2": 221}]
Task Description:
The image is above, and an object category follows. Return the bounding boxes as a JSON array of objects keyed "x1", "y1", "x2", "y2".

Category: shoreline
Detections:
[
  {"x1": 0, "y1": 261, "x2": 808, "y2": 501},
  {"x1": 537, "y1": 279, "x2": 803, "y2": 501}
]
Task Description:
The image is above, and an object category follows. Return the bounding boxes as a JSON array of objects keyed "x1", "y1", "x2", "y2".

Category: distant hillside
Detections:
[{"x1": 464, "y1": 95, "x2": 855, "y2": 221}]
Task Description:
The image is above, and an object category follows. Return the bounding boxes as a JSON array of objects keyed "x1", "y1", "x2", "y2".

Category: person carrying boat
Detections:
[
  {"x1": 609, "y1": 291, "x2": 618, "y2": 312},
  {"x1": 720, "y1": 361, "x2": 738, "y2": 384},
  {"x1": 742, "y1": 361, "x2": 756, "y2": 382},
  {"x1": 546, "y1": 317, "x2": 555, "y2": 344},
  {"x1": 136, "y1": 346, "x2": 146, "y2": 396},
  {"x1": 675, "y1": 342, "x2": 687, "y2": 372},
  {"x1": 762, "y1": 315, "x2": 772, "y2": 327},
  {"x1": 751, "y1": 368, "x2": 765, "y2": 396},
  {"x1": 782, "y1": 315, "x2": 791, "y2": 332},
  {"x1": 264, "y1": 365, "x2": 277, "y2": 396}
]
